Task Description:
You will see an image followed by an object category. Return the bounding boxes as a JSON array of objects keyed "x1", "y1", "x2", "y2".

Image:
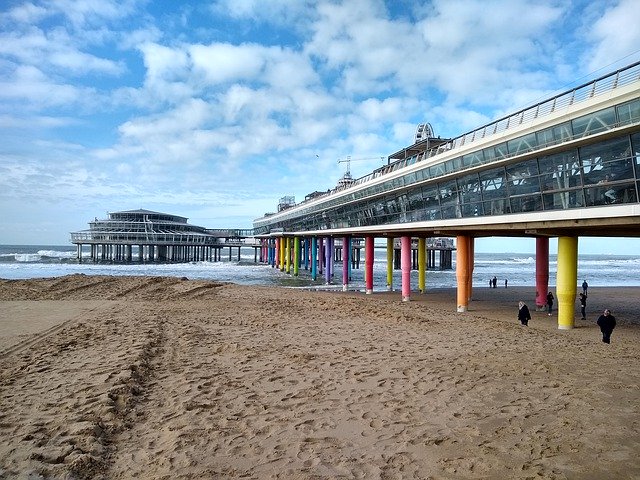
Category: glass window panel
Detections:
[
  {"x1": 632, "y1": 132, "x2": 640, "y2": 178},
  {"x1": 423, "y1": 185, "x2": 440, "y2": 209},
  {"x1": 538, "y1": 151, "x2": 580, "y2": 191},
  {"x1": 445, "y1": 159, "x2": 458, "y2": 173},
  {"x1": 460, "y1": 202, "x2": 484, "y2": 217},
  {"x1": 506, "y1": 159, "x2": 540, "y2": 195},
  {"x1": 441, "y1": 204, "x2": 460, "y2": 219},
  {"x1": 424, "y1": 207, "x2": 442, "y2": 220},
  {"x1": 572, "y1": 107, "x2": 616, "y2": 137},
  {"x1": 457, "y1": 173, "x2": 482, "y2": 203},
  {"x1": 580, "y1": 136, "x2": 632, "y2": 184},
  {"x1": 617, "y1": 99, "x2": 640, "y2": 125},
  {"x1": 429, "y1": 163, "x2": 446, "y2": 177},
  {"x1": 507, "y1": 132, "x2": 537, "y2": 156},
  {"x1": 536, "y1": 127, "x2": 555, "y2": 148},
  {"x1": 438, "y1": 180, "x2": 458, "y2": 204},
  {"x1": 462, "y1": 150, "x2": 485, "y2": 167},
  {"x1": 479, "y1": 167, "x2": 507, "y2": 198},
  {"x1": 404, "y1": 172, "x2": 417, "y2": 185},
  {"x1": 493, "y1": 142, "x2": 508, "y2": 160},
  {"x1": 509, "y1": 193, "x2": 543, "y2": 213},
  {"x1": 542, "y1": 189, "x2": 585, "y2": 210},
  {"x1": 484, "y1": 199, "x2": 509, "y2": 215},
  {"x1": 585, "y1": 180, "x2": 637, "y2": 206},
  {"x1": 554, "y1": 122, "x2": 573, "y2": 142}
]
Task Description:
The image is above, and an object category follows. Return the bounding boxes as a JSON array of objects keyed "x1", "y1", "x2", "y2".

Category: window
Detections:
[{"x1": 572, "y1": 107, "x2": 616, "y2": 137}]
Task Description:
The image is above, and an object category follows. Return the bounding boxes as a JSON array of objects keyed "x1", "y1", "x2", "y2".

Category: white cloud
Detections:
[
  {"x1": 188, "y1": 43, "x2": 267, "y2": 84},
  {"x1": 586, "y1": 0, "x2": 640, "y2": 72}
]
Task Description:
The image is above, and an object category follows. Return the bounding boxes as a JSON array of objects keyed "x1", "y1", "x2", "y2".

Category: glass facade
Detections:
[{"x1": 255, "y1": 96, "x2": 640, "y2": 234}]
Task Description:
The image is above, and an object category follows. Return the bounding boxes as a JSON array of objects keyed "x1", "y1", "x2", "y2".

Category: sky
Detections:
[{"x1": 1, "y1": 0, "x2": 640, "y2": 253}]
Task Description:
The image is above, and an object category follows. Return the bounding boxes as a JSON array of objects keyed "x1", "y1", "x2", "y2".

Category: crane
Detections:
[{"x1": 337, "y1": 155, "x2": 386, "y2": 177}]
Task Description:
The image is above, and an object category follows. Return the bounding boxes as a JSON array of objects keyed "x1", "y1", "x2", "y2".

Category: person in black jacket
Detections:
[
  {"x1": 518, "y1": 301, "x2": 531, "y2": 326},
  {"x1": 579, "y1": 292, "x2": 587, "y2": 320},
  {"x1": 597, "y1": 309, "x2": 616, "y2": 344},
  {"x1": 546, "y1": 291, "x2": 554, "y2": 316}
]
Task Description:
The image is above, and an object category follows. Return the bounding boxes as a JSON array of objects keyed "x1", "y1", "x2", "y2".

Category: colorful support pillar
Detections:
[
  {"x1": 418, "y1": 237, "x2": 426, "y2": 293},
  {"x1": 279, "y1": 237, "x2": 285, "y2": 271},
  {"x1": 386, "y1": 237, "x2": 394, "y2": 291},
  {"x1": 293, "y1": 237, "x2": 300, "y2": 276},
  {"x1": 311, "y1": 236, "x2": 318, "y2": 281},
  {"x1": 365, "y1": 236, "x2": 374, "y2": 294},
  {"x1": 401, "y1": 236, "x2": 412, "y2": 302},
  {"x1": 347, "y1": 237, "x2": 353, "y2": 281},
  {"x1": 285, "y1": 237, "x2": 291, "y2": 274},
  {"x1": 456, "y1": 235, "x2": 471, "y2": 312},
  {"x1": 468, "y1": 236, "x2": 475, "y2": 302},
  {"x1": 342, "y1": 235, "x2": 350, "y2": 291},
  {"x1": 557, "y1": 236, "x2": 578, "y2": 330},
  {"x1": 303, "y1": 238, "x2": 309, "y2": 270},
  {"x1": 535, "y1": 237, "x2": 550, "y2": 310},
  {"x1": 318, "y1": 237, "x2": 324, "y2": 274},
  {"x1": 325, "y1": 237, "x2": 333, "y2": 284},
  {"x1": 329, "y1": 237, "x2": 335, "y2": 279}
]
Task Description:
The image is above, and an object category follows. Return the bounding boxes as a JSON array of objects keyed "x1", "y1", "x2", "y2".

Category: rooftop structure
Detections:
[{"x1": 70, "y1": 209, "x2": 252, "y2": 263}]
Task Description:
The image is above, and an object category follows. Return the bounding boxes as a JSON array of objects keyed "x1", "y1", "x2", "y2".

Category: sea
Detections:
[{"x1": 1, "y1": 244, "x2": 639, "y2": 290}]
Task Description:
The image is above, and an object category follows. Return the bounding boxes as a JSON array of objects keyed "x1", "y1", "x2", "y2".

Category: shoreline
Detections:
[{"x1": 1, "y1": 274, "x2": 639, "y2": 478}]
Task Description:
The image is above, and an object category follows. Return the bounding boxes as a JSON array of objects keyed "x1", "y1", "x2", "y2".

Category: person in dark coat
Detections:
[
  {"x1": 582, "y1": 280, "x2": 588, "y2": 295},
  {"x1": 579, "y1": 292, "x2": 587, "y2": 320},
  {"x1": 597, "y1": 309, "x2": 616, "y2": 344},
  {"x1": 546, "y1": 291, "x2": 554, "y2": 316},
  {"x1": 518, "y1": 301, "x2": 531, "y2": 326}
]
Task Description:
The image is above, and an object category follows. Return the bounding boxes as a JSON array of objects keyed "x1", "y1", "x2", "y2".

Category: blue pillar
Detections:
[{"x1": 311, "y1": 237, "x2": 318, "y2": 281}]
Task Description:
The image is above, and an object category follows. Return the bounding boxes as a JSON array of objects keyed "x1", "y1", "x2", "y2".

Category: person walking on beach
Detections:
[
  {"x1": 546, "y1": 291, "x2": 554, "y2": 316},
  {"x1": 505, "y1": 278, "x2": 508, "y2": 288},
  {"x1": 597, "y1": 309, "x2": 616, "y2": 344},
  {"x1": 492, "y1": 276, "x2": 497, "y2": 288},
  {"x1": 518, "y1": 301, "x2": 531, "y2": 326},
  {"x1": 582, "y1": 280, "x2": 588, "y2": 295},
  {"x1": 579, "y1": 292, "x2": 587, "y2": 320}
]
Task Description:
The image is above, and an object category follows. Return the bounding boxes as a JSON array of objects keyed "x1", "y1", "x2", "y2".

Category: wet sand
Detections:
[{"x1": 1, "y1": 274, "x2": 639, "y2": 479}]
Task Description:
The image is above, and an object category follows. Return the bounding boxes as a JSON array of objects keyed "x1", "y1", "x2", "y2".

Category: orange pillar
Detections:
[{"x1": 456, "y1": 235, "x2": 470, "y2": 312}]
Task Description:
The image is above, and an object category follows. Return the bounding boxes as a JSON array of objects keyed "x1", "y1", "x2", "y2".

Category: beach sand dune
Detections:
[{"x1": 1, "y1": 274, "x2": 639, "y2": 479}]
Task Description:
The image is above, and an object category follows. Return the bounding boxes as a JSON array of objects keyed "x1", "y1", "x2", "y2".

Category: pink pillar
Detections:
[
  {"x1": 536, "y1": 237, "x2": 550, "y2": 310},
  {"x1": 275, "y1": 238, "x2": 280, "y2": 269},
  {"x1": 401, "y1": 236, "x2": 411, "y2": 302},
  {"x1": 342, "y1": 236, "x2": 350, "y2": 291},
  {"x1": 365, "y1": 236, "x2": 374, "y2": 294},
  {"x1": 318, "y1": 237, "x2": 324, "y2": 274},
  {"x1": 468, "y1": 236, "x2": 474, "y2": 302}
]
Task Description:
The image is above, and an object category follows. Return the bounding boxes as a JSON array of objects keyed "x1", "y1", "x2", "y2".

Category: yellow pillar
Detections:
[
  {"x1": 456, "y1": 235, "x2": 470, "y2": 312},
  {"x1": 293, "y1": 237, "x2": 300, "y2": 276},
  {"x1": 386, "y1": 237, "x2": 394, "y2": 290},
  {"x1": 557, "y1": 236, "x2": 578, "y2": 330},
  {"x1": 279, "y1": 237, "x2": 285, "y2": 271},
  {"x1": 418, "y1": 237, "x2": 426, "y2": 293}
]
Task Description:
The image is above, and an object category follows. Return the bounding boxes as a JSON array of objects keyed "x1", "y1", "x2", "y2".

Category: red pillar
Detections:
[
  {"x1": 365, "y1": 236, "x2": 374, "y2": 294},
  {"x1": 536, "y1": 237, "x2": 549, "y2": 310},
  {"x1": 401, "y1": 236, "x2": 411, "y2": 302}
]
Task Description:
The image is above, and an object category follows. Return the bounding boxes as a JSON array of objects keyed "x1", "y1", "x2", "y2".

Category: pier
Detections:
[{"x1": 70, "y1": 209, "x2": 253, "y2": 264}]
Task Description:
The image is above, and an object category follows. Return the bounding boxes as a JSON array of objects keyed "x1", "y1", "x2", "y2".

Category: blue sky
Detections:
[{"x1": 1, "y1": 0, "x2": 640, "y2": 254}]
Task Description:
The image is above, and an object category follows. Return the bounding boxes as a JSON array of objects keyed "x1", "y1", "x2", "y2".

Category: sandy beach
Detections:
[{"x1": 1, "y1": 274, "x2": 639, "y2": 479}]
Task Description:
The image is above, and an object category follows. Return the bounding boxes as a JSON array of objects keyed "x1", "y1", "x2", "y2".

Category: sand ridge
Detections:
[{"x1": 0, "y1": 274, "x2": 639, "y2": 479}]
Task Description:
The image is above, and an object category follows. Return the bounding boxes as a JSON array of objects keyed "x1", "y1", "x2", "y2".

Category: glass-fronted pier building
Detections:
[{"x1": 253, "y1": 61, "x2": 640, "y2": 329}]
